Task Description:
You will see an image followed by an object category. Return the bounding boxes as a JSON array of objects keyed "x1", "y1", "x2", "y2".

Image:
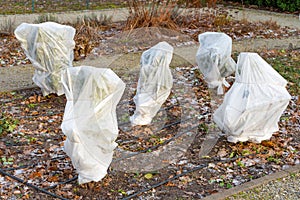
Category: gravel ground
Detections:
[{"x1": 227, "y1": 171, "x2": 300, "y2": 200}]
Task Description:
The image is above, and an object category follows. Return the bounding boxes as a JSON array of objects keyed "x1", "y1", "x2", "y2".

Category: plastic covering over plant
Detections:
[
  {"x1": 196, "y1": 32, "x2": 236, "y2": 95},
  {"x1": 61, "y1": 66, "x2": 125, "y2": 184},
  {"x1": 130, "y1": 42, "x2": 174, "y2": 126},
  {"x1": 214, "y1": 52, "x2": 291, "y2": 143},
  {"x1": 14, "y1": 22, "x2": 75, "y2": 96}
]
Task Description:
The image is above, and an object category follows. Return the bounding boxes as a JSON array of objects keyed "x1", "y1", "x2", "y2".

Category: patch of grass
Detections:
[
  {"x1": 0, "y1": 113, "x2": 19, "y2": 136},
  {"x1": 1, "y1": 156, "x2": 14, "y2": 165},
  {"x1": 198, "y1": 123, "x2": 209, "y2": 132},
  {"x1": 236, "y1": 160, "x2": 245, "y2": 168},
  {"x1": 267, "y1": 156, "x2": 281, "y2": 164},
  {"x1": 264, "y1": 51, "x2": 300, "y2": 96},
  {"x1": 27, "y1": 103, "x2": 37, "y2": 108}
]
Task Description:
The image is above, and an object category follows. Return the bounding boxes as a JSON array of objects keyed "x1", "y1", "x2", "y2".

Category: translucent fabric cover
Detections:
[
  {"x1": 130, "y1": 42, "x2": 173, "y2": 126},
  {"x1": 213, "y1": 53, "x2": 291, "y2": 143},
  {"x1": 14, "y1": 22, "x2": 75, "y2": 96},
  {"x1": 61, "y1": 66, "x2": 125, "y2": 184},
  {"x1": 196, "y1": 32, "x2": 236, "y2": 94}
]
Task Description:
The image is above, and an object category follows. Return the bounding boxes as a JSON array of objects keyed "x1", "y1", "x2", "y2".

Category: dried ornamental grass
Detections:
[{"x1": 124, "y1": 0, "x2": 181, "y2": 31}]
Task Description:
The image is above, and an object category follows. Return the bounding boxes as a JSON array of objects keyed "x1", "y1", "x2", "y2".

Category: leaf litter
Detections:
[
  {"x1": 0, "y1": 5, "x2": 299, "y2": 200},
  {"x1": 0, "y1": 48, "x2": 299, "y2": 199}
]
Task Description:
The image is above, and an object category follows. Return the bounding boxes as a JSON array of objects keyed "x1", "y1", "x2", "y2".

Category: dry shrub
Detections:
[
  {"x1": 76, "y1": 14, "x2": 113, "y2": 28},
  {"x1": 213, "y1": 13, "x2": 231, "y2": 26},
  {"x1": 72, "y1": 14, "x2": 113, "y2": 60},
  {"x1": 175, "y1": 9, "x2": 229, "y2": 30},
  {"x1": 262, "y1": 19, "x2": 280, "y2": 30},
  {"x1": 174, "y1": 8, "x2": 284, "y2": 41},
  {"x1": 179, "y1": 0, "x2": 219, "y2": 8},
  {"x1": 73, "y1": 25, "x2": 100, "y2": 61},
  {"x1": 124, "y1": 0, "x2": 181, "y2": 31}
]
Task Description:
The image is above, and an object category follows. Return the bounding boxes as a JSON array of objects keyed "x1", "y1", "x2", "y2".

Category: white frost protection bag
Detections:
[
  {"x1": 61, "y1": 66, "x2": 125, "y2": 184},
  {"x1": 196, "y1": 32, "x2": 236, "y2": 94},
  {"x1": 213, "y1": 52, "x2": 291, "y2": 143},
  {"x1": 130, "y1": 42, "x2": 173, "y2": 126},
  {"x1": 14, "y1": 22, "x2": 75, "y2": 96}
]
